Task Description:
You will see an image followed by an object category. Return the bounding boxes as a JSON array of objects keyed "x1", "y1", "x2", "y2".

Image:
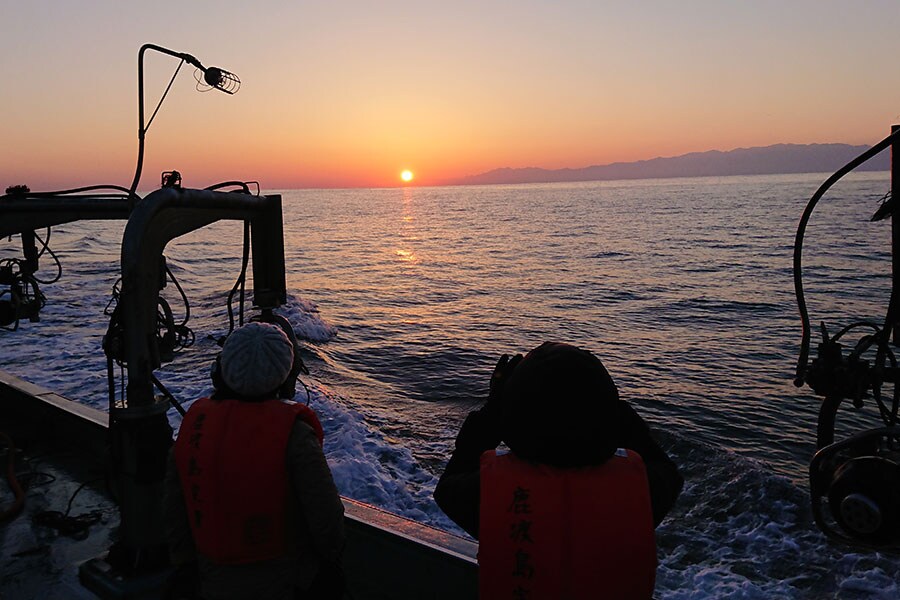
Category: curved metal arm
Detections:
[
  {"x1": 793, "y1": 129, "x2": 900, "y2": 386},
  {"x1": 127, "y1": 44, "x2": 239, "y2": 206},
  {"x1": 119, "y1": 188, "x2": 285, "y2": 408}
]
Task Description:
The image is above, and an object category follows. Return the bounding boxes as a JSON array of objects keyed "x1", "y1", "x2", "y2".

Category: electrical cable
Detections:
[
  {"x1": 0, "y1": 184, "x2": 134, "y2": 198},
  {"x1": 102, "y1": 276, "x2": 127, "y2": 414},
  {"x1": 159, "y1": 263, "x2": 195, "y2": 353},
  {"x1": 32, "y1": 477, "x2": 105, "y2": 539},
  {"x1": 35, "y1": 227, "x2": 50, "y2": 257},
  {"x1": 204, "y1": 181, "x2": 252, "y2": 194},
  {"x1": 831, "y1": 321, "x2": 883, "y2": 343},
  {"x1": 238, "y1": 222, "x2": 248, "y2": 327},
  {"x1": 299, "y1": 378, "x2": 312, "y2": 405},
  {"x1": 164, "y1": 262, "x2": 191, "y2": 327},
  {"x1": 203, "y1": 181, "x2": 260, "y2": 196},
  {"x1": 32, "y1": 229, "x2": 62, "y2": 284},
  {"x1": 225, "y1": 221, "x2": 251, "y2": 336},
  {"x1": 157, "y1": 296, "x2": 177, "y2": 356},
  {"x1": 104, "y1": 278, "x2": 122, "y2": 318}
]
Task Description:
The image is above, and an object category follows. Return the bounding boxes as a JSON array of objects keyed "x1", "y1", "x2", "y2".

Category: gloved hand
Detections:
[
  {"x1": 456, "y1": 353, "x2": 524, "y2": 453},
  {"x1": 482, "y1": 353, "x2": 523, "y2": 427}
]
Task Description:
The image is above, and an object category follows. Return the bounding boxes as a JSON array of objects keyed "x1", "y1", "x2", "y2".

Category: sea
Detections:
[{"x1": 3, "y1": 172, "x2": 899, "y2": 598}]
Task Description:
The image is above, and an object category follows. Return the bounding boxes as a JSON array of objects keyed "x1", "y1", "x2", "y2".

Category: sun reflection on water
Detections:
[{"x1": 395, "y1": 187, "x2": 421, "y2": 264}]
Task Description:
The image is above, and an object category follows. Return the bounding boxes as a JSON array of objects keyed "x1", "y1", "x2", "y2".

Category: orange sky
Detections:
[{"x1": 2, "y1": 1, "x2": 899, "y2": 190}]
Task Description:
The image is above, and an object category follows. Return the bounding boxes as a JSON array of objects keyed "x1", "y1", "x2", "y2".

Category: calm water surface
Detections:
[{"x1": 3, "y1": 173, "x2": 899, "y2": 598}]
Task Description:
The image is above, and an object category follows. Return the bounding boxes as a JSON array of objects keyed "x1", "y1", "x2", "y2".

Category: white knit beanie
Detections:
[{"x1": 219, "y1": 322, "x2": 294, "y2": 397}]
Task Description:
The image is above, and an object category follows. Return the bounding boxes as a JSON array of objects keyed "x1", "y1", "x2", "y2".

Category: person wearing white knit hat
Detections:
[
  {"x1": 164, "y1": 321, "x2": 345, "y2": 600},
  {"x1": 217, "y1": 321, "x2": 296, "y2": 398}
]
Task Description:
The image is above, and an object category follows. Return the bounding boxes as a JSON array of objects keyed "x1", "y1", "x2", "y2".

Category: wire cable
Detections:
[
  {"x1": 145, "y1": 60, "x2": 184, "y2": 133},
  {"x1": 32, "y1": 229, "x2": 62, "y2": 284},
  {"x1": 0, "y1": 184, "x2": 134, "y2": 198},
  {"x1": 204, "y1": 181, "x2": 252, "y2": 194},
  {"x1": 164, "y1": 262, "x2": 191, "y2": 327},
  {"x1": 33, "y1": 477, "x2": 105, "y2": 539},
  {"x1": 225, "y1": 221, "x2": 251, "y2": 335},
  {"x1": 160, "y1": 261, "x2": 195, "y2": 353}
]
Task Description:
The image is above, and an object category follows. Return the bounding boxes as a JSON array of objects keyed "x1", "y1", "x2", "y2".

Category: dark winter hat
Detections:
[
  {"x1": 500, "y1": 342, "x2": 620, "y2": 467},
  {"x1": 220, "y1": 322, "x2": 294, "y2": 397}
]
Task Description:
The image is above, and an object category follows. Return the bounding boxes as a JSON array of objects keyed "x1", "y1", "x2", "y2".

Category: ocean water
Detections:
[{"x1": 3, "y1": 172, "x2": 900, "y2": 598}]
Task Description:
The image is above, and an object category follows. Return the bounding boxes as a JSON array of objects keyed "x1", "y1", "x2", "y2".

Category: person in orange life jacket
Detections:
[
  {"x1": 163, "y1": 322, "x2": 346, "y2": 600},
  {"x1": 434, "y1": 342, "x2": 683, "y2": 598}
]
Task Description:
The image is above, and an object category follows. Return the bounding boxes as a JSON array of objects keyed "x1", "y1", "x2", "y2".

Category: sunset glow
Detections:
[
  {"x1": 1, "y1": 2, "x2": 898, "y2": 190},
  {"x1": 401, "y1": 170, "x2": 414, "y2": 183}
]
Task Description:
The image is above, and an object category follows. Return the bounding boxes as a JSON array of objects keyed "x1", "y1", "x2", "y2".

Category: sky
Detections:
[{"x1": 1, "y1": 0, "x2": 898, "y2": 190}]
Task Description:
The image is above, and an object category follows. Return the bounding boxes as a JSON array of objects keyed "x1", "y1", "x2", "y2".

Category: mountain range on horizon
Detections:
[{"x1": 448, "y1": 143, "x2": 890, "y2": 186}]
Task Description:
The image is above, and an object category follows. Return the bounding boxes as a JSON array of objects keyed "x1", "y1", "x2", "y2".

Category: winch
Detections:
[{"x1": 794, "y1": 124, "x2": 900, "y2": 550}]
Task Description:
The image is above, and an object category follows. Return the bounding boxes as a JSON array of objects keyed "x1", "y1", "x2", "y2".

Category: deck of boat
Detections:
[{"x1": 0, "y1": 371, "x2": 478, "y2": 599}]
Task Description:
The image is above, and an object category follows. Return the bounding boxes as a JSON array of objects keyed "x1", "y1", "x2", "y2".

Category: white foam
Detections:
[
  {"x1": 280, "y1": 295, "x2": 338, "y2": 343},
  {"x1": 308, "y1": 383, "x2": 463, "y2": 534}
]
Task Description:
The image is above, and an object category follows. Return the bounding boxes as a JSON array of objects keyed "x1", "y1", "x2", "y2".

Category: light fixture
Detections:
[{"x1": 128, "y1": 44, "x2": 240, "y2": 204}]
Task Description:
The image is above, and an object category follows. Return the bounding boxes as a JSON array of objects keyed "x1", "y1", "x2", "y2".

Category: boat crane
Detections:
[
  {"x1": 0, "y1": 44, "x2": 476, "y2": 599},
  {"x1": 794, "y1": 125, "x2": 900, "y2": 550}
]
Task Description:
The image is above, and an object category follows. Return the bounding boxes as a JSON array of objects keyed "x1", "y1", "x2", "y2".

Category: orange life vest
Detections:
[
  {"x1": 174, "y1": 397, "x2": 324, "y2": 565},
  {"x1": 478, "y1": 449, "x2": 656, "y2": 600}
]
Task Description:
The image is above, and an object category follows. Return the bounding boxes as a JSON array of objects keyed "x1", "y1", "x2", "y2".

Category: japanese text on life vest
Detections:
[{"x1": 508, "y1": 486, "x2": 534, "y2": 599}]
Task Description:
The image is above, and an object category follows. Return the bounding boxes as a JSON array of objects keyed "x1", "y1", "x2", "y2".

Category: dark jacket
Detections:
[{"x1": 433, "y1": 400, "x2": 683, "y2": 539}]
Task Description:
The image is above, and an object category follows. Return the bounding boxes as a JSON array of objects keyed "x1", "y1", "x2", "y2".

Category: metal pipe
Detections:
[
  {"x1": 0, "y1": 197, "x2": 131, "y2": 238},
  {"x1": 119, "y1": 187, "x2": 285, "y2": 408},
  {"x1": 112, "y1": 187, "x2": 285, "y2": 567},
  {"x1": 126, "y1": 45, "x2": 235, "y2": 205},
  {"x1": 127, "y1": 45, "x2": 148, "y2": 206},
  {"x1": 126, "y1": 44, "x2": 208, "y2": 206}
]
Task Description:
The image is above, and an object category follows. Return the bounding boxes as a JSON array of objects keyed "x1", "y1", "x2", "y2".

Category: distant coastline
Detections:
[{"x1": 449, "y1": 143, "x2": 890, "y2": 186}]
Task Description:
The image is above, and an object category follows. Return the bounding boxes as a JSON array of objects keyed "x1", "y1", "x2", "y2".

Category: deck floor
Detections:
[
  {"x1": 1, "y1": 372, "x2": 478, "y2": 600},
  {"x1": 1, "y1": 414, "x2": 117, "y2": 599}
]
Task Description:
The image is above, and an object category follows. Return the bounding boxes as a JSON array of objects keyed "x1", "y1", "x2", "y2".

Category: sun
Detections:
[{"x1": 401, "y1": 170, "x2": 414, "y2": 183}]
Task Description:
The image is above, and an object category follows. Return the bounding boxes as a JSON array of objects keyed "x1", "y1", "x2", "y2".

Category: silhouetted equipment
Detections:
[
  {"x1": 161, "y1": 170, "x2": 182, "y2": 188},
  {"x1": 0, "y1": 186, "x2": 48, "y2": 330},
  {"x1": 871, "y1": 191, "x2": 894, "y2": 222},
  {"x1": 0, "y1": 43, "x2": 287, "y2": 596},
  {"x1": 794, "y1": 124, "x2": 900, "y2": 550},
  {"x1": 1, "y1": 42, "x2": 482, "y2": 600},
  {"x1": 129, "y1": 44, "x2": 241, "y2": 203},
  {"x1": 197, "y1": 65, "x2": 241, "y2": 95}
]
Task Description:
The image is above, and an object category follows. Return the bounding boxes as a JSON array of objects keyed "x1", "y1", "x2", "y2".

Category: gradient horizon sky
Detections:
[{"x1": 2, "y1": 1, "x2": 898, "y2": 190}]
